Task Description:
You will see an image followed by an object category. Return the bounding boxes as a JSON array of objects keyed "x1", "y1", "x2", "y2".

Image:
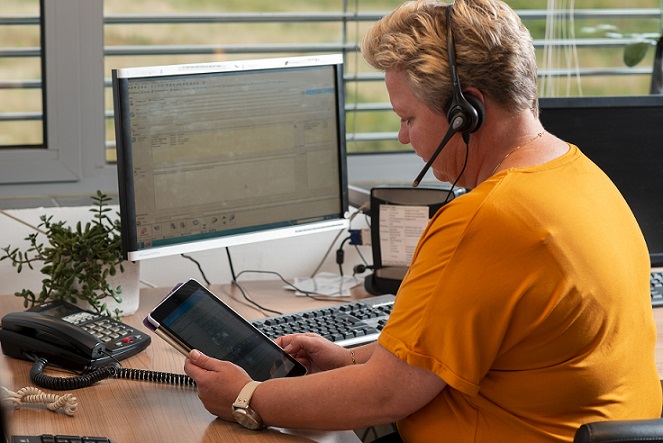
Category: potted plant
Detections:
[{"x1": 0, "y1": 191, "x2": 138, "y2": 319}]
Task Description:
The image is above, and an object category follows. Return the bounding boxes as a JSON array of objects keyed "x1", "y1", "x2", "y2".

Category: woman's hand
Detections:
[
  {"x1": 275, "y1": 333, "x2": 353, "y2": 373},
  {"x1": 184, "y1": 349, "x2": 252, "y2": 421}
]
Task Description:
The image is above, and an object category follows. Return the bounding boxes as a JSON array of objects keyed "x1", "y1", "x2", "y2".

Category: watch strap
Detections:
[{"x1": 233, "y1": 380, "x2": 262, "y2": 410}]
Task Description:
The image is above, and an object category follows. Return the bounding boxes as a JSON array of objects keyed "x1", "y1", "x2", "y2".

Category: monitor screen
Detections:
[
  {"x1": 539, "y1": 95, "x2": 663, "y2": 267},
  {"x1": 112, "y1": 54, "x2": 349, "y2": 261}
]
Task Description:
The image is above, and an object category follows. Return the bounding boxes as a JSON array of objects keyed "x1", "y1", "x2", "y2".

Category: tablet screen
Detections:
[{"x1": 149, "y1": 280, "x2": 305, "y2": 381}]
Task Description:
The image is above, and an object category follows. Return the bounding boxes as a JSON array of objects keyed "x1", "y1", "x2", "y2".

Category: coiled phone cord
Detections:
[
  {"x1": 114, "y1": 366, "x2": 196, "y2": 386},
  {"x1": 29, "y1": 357, "x2": 196, "y2": 391},
  {"x1": 1, "y1": 385, "x2": 78, "y2": 416}
]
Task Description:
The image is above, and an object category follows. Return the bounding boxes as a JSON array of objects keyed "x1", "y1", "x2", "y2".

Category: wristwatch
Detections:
[{"x1": 232, "y1": 381, "x2": 264, "y2": 430}]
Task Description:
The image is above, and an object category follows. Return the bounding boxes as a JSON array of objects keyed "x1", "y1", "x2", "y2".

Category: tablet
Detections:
[{"x1": 145, "y1": 279, "x2": 306, "y2": 381}]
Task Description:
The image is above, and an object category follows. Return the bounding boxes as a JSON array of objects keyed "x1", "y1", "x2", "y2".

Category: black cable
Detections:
[
  {"x1": 30, "y1": 358, "x2": 118, "y2": 391},
  {"x1": 180, "y1": 253, "x2": 211, "y2": 285},
  {"x1": 352, "y1": 263, "x2": 374, "y2": 277},
  {"x1": 354, "y1": 244, "x2": 370, "y2": 267},
  {"x1": 225, "y1": 247, "x2": 238, "y2": 281},
  {"x1": 225, "y1": 249, "x2": 283, "y2": 315},
  {"x1": 182, "y1": 248, "x2": 337, "y2": 315},
  {"x1": 232, "y1": 278, "x2": 283, "y2": 316},
  {"x1": 113, "y1": 367, "x2": 196, "y2": 387},
  {"x1": 234, "y1": 269, "x2": 340, "y2": 302},
  {"x1": 29, "y1": 357, "x2": 196, "y2": 391},
  {"x1": 336, "y1": 235, "x2": 352, "y2": 277},
  {"x1": 309, "y1": 206, "x2": 367, "y2": 279},
  {"x1": 444, "y1": 135, "x2": 471, "y2": 204}
]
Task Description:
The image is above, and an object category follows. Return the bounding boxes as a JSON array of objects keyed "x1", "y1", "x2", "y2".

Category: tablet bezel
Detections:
[{"x1": 146, "y1": 279, "x2": 307, "y2": 381}]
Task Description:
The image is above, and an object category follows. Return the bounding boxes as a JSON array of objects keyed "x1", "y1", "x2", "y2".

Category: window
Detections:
[
  {"x1": 0, "y1": 0, "x2": 113, "y2": 195},
  {"x1": 0, "y1": 0, "x2": 42, "y2": 148},
  {"x1": 101, "y1": 0, "x2": 663, "y2": 162},
  {"x1": 0, "y1": 0, "x2": 660, "y2": 196}
]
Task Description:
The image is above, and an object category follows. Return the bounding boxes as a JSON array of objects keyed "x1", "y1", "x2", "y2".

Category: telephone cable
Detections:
[{"x1": 28, "y1": 357, "x2": 196, "y2": 391}]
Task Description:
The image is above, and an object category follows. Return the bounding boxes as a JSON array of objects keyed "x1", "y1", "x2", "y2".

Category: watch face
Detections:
[{"x1": 232, "y1": 408, "x2": 262, "y2": 430}]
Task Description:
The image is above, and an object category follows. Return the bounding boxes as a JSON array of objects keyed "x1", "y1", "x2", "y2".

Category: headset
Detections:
[
  {"x1": 412, "y1": 2, "x2": 485, "y2": 187},
  {"x1": 444, "y1": 4, "x2": 485, "y2": 135}
]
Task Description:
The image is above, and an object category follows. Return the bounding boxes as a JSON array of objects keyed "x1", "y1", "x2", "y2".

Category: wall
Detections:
[{"x1": 0, "y1": 205, "x2": 372, "y2": 308}]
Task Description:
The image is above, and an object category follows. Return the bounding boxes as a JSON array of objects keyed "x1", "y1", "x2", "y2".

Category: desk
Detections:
[{"x1": 0, "y1": 282, "x2": 362, "y2": 443}]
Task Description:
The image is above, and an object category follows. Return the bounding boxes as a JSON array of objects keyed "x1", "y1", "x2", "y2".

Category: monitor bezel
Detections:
[{"x1": 112, "y1": 54, "x2": 349, "y2": 261}]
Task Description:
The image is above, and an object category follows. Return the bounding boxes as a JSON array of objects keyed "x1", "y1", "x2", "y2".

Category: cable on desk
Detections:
[
  {"x1": 30, "y1": 358, "x2": 117, "y2": 391},
  {"x1": 106, "y1": 354, "x2": 196, "y2": 387},
  {"x1": 224, "y1": 249, "x2": 284, "y2": 315},
  {"x1": 113, "y1": 367, "x2": 196, "y2": 387},
  {"x1": 181, "y1": 246, "x2": 353, "y2": 316},
  {"x1": 28, "y1": 357, "x2": 196, "y2": 391},
  {"x1": 234, "y1": 269, "x2": 341, "y2": 302},
  {"x1": 1, "y1": 385, "x2": 78, "y2": 416}
]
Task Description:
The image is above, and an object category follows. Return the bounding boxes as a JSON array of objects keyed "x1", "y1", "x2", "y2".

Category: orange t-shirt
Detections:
[{"x1": 379, "y1": 145, "x2": 661, "y2": 442}]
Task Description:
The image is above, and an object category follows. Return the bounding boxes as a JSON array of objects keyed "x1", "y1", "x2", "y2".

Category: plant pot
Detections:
[{"x1": 78, "y1": 260, "x2": 141, "y2": 317}]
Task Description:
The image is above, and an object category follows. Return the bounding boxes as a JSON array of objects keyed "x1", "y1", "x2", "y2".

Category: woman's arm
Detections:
[
  {"x1": 185, "y1": 342, "x2": 447, "y2": 431},
  {"x1": 255, "y1": 343, "x2": 446, "y2": 430}
]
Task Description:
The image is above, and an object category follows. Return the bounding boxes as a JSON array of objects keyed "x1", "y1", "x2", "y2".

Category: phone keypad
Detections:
[
  {"x1": 82, "y1": 319, "x2": 134, "y2": 343},
  {"x1": 63, "y1": 312, "x2": 140, "y2": 348}
]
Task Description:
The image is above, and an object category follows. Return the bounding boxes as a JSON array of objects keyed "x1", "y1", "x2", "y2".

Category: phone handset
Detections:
[
  {"x1": 0, "y1": 301, "x2": 196, "y2": 391},
  {"x1": 2, "y1": 311, "x2": 105, "y2": 359}
]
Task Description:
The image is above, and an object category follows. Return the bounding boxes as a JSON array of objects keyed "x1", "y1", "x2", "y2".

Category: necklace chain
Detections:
[{"x1": 491, "y1": 131, "x2": 545, "y2": 175}]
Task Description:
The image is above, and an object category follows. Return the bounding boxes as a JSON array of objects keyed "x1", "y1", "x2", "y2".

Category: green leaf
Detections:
[
  {"x1": 2, "y1": 189, "x2": 127, "y2": 318},
  {"x1": 624, "y1": 42, "x2": 651, "y2": 67}
]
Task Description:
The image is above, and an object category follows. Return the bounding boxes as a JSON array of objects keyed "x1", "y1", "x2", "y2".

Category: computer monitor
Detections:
[
  {"x1": 112, "y1": 54, "x2": 350, "y2": 261},
  {"x1": 539, "y1": 95, "x2": 663, "y2": 267}
]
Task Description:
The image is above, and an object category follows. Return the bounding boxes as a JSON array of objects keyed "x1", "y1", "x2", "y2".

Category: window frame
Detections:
[{"x1": 0, "y1": 0, "x2": 116, "y2": 197}]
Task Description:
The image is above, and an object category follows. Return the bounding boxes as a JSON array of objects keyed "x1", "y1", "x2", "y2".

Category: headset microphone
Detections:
[
  {"x1": 411, "y1": 4, "x2": 485, "y2": 188},
  {"x1": 412, "y1": 115, "x2": 464, "y2": 187}
]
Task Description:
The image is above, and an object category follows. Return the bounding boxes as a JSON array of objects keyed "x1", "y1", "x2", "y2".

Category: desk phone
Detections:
[
  {"x1": 0, "y1": 300, "x2": 193, "y2": 390},
  {"x1": 0, "y1": 300, "x2": 150, "y2": 371}
]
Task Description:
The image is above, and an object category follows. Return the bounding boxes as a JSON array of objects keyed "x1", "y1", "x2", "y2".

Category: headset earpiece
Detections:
[{"x1": 445, "y1": 4, "x2": 484, "y2": 134}]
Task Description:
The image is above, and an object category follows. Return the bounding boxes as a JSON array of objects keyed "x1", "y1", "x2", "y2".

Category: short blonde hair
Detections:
[{"x1": 361, "y1": 0, "x2": 539, "y2": 117}]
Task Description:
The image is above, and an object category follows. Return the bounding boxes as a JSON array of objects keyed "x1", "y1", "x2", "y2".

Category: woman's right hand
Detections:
[{"x1": 275, "y1": 333, "x2": 353, "y2": 374}]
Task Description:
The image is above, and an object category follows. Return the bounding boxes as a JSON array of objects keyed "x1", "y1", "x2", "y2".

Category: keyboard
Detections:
[
  {"x1": 12, "y1": 436, "x2": 115, "y2": 443},
  {"x1": 252, "y1": 294, "x2": 395, "y2": 348},
  {"x1": 652, "y1": 271, "x2": 663, "y2": 307},
  {"x1": 253, "y1": 275, "x2": 663, "y2": 345}
]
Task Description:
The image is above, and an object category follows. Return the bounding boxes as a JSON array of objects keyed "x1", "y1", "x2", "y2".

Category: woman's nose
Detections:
[{"x1": 398, "y1": 123, "x2": 409, "y2": 144}]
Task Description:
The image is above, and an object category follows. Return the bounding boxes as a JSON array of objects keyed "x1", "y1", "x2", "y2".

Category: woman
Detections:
[{"x1": 184, "y1": 1, "x2": 662, "y2": 441}]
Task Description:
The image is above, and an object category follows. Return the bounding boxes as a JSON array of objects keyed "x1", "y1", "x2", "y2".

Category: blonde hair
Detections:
[{"x1": 361, "y1": 0, "x2": 539, "y2": 117}]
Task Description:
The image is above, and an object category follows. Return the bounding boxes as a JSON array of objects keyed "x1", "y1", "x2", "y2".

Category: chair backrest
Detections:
[
  {"x1": 573, "y1": 419, "x2": 663, "y2": 443},
  {"x1": 574, "y1": 381, "x2": 663, "y2": 442}
]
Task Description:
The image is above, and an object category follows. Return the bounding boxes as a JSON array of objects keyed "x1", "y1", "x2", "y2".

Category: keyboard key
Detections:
[{"x1": 653, "y1": 271, "x2": 663, "y2": 308}]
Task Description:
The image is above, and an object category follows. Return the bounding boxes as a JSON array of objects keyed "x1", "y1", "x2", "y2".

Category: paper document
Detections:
[
  {"x1": 379, "y1": 204, "x2": 429, "y2": 267},
  {"x1": 289, "y1": 272, "x2": 363, "y2": 297}
]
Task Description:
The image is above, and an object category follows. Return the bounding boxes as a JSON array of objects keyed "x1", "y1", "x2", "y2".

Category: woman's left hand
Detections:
[{"x1": 184, "y1": 349, "x2": 252, "y2": 421}]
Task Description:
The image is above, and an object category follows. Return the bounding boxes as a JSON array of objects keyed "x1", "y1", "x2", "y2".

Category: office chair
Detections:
[
  {"x1": 574, "y1": 418, "x2": 663, "y2": 442},
  {"x1": 573, "y1": 380, "x2": 663, "y2": 442}
]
